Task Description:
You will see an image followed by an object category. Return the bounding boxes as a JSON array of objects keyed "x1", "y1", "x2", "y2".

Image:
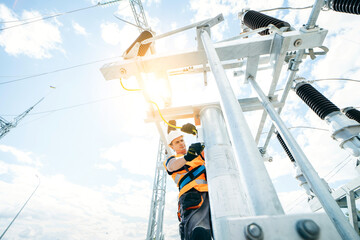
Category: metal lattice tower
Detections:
[
  {"x1": 146, "y1": 139, "x2": 167, "y2": 240},
  {"x1": 0, "y1": 117, "x2": 13, "y2": 139},
  {"x1": 126, "y1": 1, "x2": 167, "y2": 238},
  {"x1": 129, "y1": 0, "x2": 149, "y2": 32},
  {"x1": 0, "y1": 98, "x2": 43, "y2": 140}
]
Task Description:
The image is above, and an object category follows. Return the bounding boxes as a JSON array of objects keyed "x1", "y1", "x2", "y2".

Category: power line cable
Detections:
[
  {"x1": 0, "y1": 5, "x2": 96, "y2": 28},
  {"x1": 261, "y1": 126, "x2": 328, "y2": 135},
  {"x1": 286, "y1": 195, "x2": 308, "y2": 213},
  {"x1": 259, "y1": 5, "x2": 313, "y2": 13},
  {"x1": 275, "y1": 78, "x2": 360, "y2": 92},
  {"x1": 0, "y1": 0, "x2": 123, "y2": 31},
  {"x1": 285, "y1": 194, "x2": 308, "y2": 212},
  {"x1": 308, "y1": 78, "x2": 360, "y2": 83},
  {"x1": 287, "y1": 126, "x2": 328, "y2": 132},
  {"x1": 2, "y1": 95, "x2": 124, "y2": 117},
  {"x1": 325, "y1": 155, "x2": 353, "y2": 181},
  {"x1": 286, "y1": 155, "x2": 353, "y2": 212},
  {"x1": 0, "y1": 55, "x2": 122, "y2": 85},
  {"x1": 0, "y1": 176, "x2": 40, "y2": 240}
]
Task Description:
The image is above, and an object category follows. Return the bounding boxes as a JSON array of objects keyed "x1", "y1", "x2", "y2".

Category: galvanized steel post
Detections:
[
  {"x1": 200, "y1": 106, "x2": 251, "y2": 238},
  {"x1": 200, "y1": 30, "x2": 284, "y2": 216}
]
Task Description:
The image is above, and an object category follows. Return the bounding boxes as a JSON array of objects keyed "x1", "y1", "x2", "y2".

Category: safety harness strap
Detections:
[{"x1": 178, "y1": 165, "x2": 206, "y2": 191}]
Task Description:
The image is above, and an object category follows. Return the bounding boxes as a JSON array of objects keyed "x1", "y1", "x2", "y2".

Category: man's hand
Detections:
[
  {"x1": 181, "y1": 123, "x2": 197, "y2": 135},
  {"x1": 184, "y1": 143, "x2": 205, "y2": 161}
]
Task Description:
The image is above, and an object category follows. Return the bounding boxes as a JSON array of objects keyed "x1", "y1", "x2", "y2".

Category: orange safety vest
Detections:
[{"x1": 163, "y1": 153, "x2": 208, "y2": 198}]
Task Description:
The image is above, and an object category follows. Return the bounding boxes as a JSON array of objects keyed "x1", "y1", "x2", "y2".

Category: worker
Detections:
[{"x1": 164, "y1": 123, "x2": 212, "y2": 240}]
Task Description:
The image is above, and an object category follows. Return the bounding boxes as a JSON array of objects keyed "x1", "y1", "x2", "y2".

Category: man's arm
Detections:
[
  {"x1": 167, "y1": 143, "x2": 204, "y2": 172},
  {"x1": 167, "y1": 156, "x2": 187, "y2": 172}
]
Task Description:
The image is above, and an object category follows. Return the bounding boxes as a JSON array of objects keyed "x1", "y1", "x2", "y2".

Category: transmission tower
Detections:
[
  {"x1": 0, "y1": 98, "x2": 43, "y2": 140},
  {"x1": 125, "y1": 0, "x2": 167, "y2": 238},
  {"x1": 129, "y1": 0, "x2": 149, "y2": 32},
  {"x1": 146, "y1": 140, "x2": 167, "y2": 240}
]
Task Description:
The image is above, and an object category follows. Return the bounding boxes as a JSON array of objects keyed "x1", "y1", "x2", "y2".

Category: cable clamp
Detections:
[
  {"x1": 306, "y1": 46, "x2": 329, "y2": 60},
  {"x1": 288, "y1": 58, "x2": 302, "y2": 71}
]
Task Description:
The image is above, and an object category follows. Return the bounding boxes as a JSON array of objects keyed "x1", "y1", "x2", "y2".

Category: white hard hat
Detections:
[{"x1": 167, "y1": 130, "x2": 183, "y2": 145}]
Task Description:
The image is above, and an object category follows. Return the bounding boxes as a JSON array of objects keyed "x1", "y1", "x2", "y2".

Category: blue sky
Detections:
[{"x1": 1, "y1": 0, "x2": 360, "y2": 239}]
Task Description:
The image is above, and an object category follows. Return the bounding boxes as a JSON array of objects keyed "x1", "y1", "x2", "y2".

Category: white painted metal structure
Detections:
[{"x1": 101, "y1": 0, "x2": 360, "y2": 239}]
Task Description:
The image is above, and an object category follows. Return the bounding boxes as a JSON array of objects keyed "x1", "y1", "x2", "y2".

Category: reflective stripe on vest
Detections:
[
  {"x1": 178, "y1": 165, "x2": 206, "y2": 191},
  {"x1": 174, "y1": 172, "x2": 187, "y2": 184}
]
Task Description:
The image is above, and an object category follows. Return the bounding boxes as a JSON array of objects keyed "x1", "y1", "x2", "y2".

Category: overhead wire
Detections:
[
  {"x1": 275, "y1": 77, "x2": 360, "y2": 92},
  {"x1": 258, "y1": 5, "x2": 314, "y2": 13},
  {"x1": 0, "y1": 5, "x2": 98, "y2": 31},
  {"x1": 285, "y1": 154, "x2": 354, "y2": 212},
  {"x1": 308, "y1": 78, "x2": 360, "y2": 83},
  {"x1": 261, "y1": 126, "x2": 328, "y2": 135},
  {"x1": 0, "y1": 55, "x2": 123, "y2": 85},
  {"x1": 3, "y1": 95, "x2": 125, "y2": 117},
  {"x1": 325, "y1": 155, "x2": 353, "y2": 181},
  {"x1": 0, "y1": 0, "x2": 125, "y2": 31}
]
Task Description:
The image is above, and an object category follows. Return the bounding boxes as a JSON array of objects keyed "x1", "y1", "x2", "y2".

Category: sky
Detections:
[{"x1": 0, "y1": 0, "x2": 360, "y2": 239}]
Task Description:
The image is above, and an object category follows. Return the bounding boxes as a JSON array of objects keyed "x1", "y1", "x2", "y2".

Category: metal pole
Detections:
[
  {"x1": 306, "y1": 0, "x2": 326, "y2": 29},
  {"x1": 0, "y1": 176, "x2": 40, "y2": 240},
  {"x1": 263, "y1": 0, "x2": 326, "y2": 149},
  {"x1": 200, "y1": 106, "x2": 251, "y2": 239},
  {"x1": 263, "y1": 50, "x2": 304, "y2": 150},
  {"x1": 141, "y1": 17, "x2": 212, "y2": 45},
  {"x1": 200, "y1": 30, "x2": 284, "y2": 216},
  {"x1": 248, "y1": 76, "x2": 360, "y2": 240}
]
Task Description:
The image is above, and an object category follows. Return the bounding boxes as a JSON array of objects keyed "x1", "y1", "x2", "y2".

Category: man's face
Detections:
[{"x1": 170, "y1": 136, "x2": 186, "y2": 155}]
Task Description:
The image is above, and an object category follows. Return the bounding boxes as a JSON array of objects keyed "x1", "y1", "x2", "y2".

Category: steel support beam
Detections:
[
  {"x1": 200, "y1": 30, "x2": 284, "y2": 216},
  {"x1": 100, "y1": 29, "x2": 327, "y2": 81},
  {"x1": 262, "y1": 50, "x2": 305, "y2": 150},
  {"x1": 255, "y1": 34, "x2": 291, "y2": 144},
  {"x1": 248, "y1": 76, "x2": 360, "y2": 240},
  {"x1": 145, "y1": 96, "x2": 283, "y2": 123},
  {"x1": 346, "y1": 190, "x2": 359, "y2": 233}
]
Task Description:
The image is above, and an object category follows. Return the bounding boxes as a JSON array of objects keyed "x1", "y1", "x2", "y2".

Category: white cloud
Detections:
[
  {"x1": 0, "y1": 164, "x2": 152, "y2": 239},
  {"x1": 0, "y1": 145, "x2": 42, "y2": 167},
  {"x1": 100, "y1": 22, "x2": 139, "y2": 48},
  {"x1": 100, "y1": 22, "x2": 122, "y2": 45},
  {"x1": 0, "y1": 4, "x2": 62, "y2": 59},
  {"x1": 115, "y1": 0, "x2": 133, "y2": 20},
  {"x1": 72, "y1": 21, "x2": 87, "y2": 36},
  {"x1": 94, "y1": 163, "x2": 116, "y2": 171},
  {"x1": 145, "y1": 0, "x2": 161, "y2": 7},
  {"x1": 100, "y1": 136, "x2": 158, "y2": 176}
]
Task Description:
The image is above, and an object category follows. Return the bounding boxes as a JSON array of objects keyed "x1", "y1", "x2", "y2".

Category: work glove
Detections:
[
  {"x1": 181, "y1": 123, "x2": 197, "y2": 135},
  {"x1": 184, "y1": 143, "x2": 205, "y2": 161}
]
